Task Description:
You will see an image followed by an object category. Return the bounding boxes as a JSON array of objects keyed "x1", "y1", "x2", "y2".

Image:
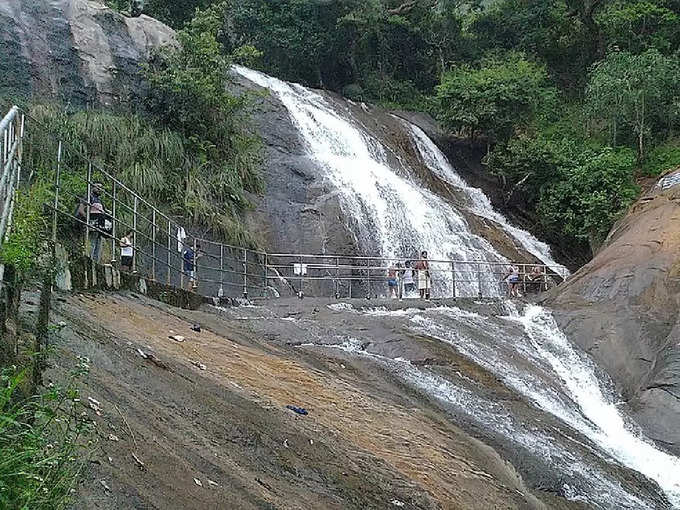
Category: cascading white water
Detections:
[
  {"x1": 231, "y1": 65, "x2": 676, "y2": 506},
  {"x1": 306, "y1": 304, "x2": 657, "y2": 509},
  {"x1": 234, "y1": 65, "x2": 524, "y2": 296},
  {"x1": 402, "y1": 304, "x2": 680, "y2": 507},
  {"x1": 405, "y1": 123, "x2": 569, "y2": 277}
]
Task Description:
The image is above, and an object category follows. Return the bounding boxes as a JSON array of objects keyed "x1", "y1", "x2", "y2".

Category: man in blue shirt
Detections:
[{"x1": 183, "y1": 243, "x2": 201, "y2": 291}]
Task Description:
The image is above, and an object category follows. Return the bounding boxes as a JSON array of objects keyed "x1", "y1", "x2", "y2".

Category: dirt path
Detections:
[{"x1": 46, "y1": 292, "x2": 580, "y2": 510}]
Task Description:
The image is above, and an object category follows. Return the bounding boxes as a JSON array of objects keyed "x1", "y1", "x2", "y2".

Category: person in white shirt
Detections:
[
  {"x1": 402, "y1": 260, "x2": 416, "y2": 295},
  {"x1": 120, "y1": 230, "x2": 134, "y2": 272}
]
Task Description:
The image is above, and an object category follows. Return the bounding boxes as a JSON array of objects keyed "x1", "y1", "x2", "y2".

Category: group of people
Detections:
[
  {"x1": 74, "y1": 183, "x2": 202, "y2": 291},
  {"x1": 387, "y1": 251, "x2": 432, "y2": 300},
  {"x1": 386, "y1": 255, "x2": 548, "y2": 300},
  {"x1": 503, "y1": 265, "x2": 545, "y2": 298}
]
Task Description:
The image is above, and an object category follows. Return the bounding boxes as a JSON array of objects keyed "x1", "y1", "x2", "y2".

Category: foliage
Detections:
[
  {"x1": 224, "y1": 0, "x2": 353, "y2": 89},
  {"x1": 0, "y1": 185, "x2": 50, "y2": 274},
  {"x1": 642, "y1": 140, "x2": 680, "y2": 176},
  {"x1": 538, "y1": 146, "x2": 638, "y2": 247},
  {"x1": 487, "y1": 136, "x2": 638, "y2": 249},
  {"x1": 141, "y1": 3, "x2": 263, "y2": 243},
  {"x1": 0, "y1": 363, "x2": 91, "y2": 509},
  {"x1": 597, "y1": 1, "x2": 680, "y2": 53},
  {"x1": 143, "y1": 0, "x2": 215, "y2": 28},
  {"x1": 585, "y1": 49, "x2": 680, "y2": 160},
  {"x1": 436, "y1": 53, "x2": 553, "y2": 142}
]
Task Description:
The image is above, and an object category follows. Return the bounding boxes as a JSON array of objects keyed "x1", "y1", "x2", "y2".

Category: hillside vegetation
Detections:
[{"x1": 118, "y1": 0, "x2": 680, "y2": 255}]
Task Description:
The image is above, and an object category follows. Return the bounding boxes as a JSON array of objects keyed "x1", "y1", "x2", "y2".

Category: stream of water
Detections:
[
  {"x1": 233, "y1": 66, "x2": 678, "y2": 508},
  {"x1": 233, "y1": 65, "x2": 567, "y2": 296}
]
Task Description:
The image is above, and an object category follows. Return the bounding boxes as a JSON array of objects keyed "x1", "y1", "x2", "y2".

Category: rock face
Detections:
[
  {"x1": 0, "y1": 0, "x2": 174, "y2": 106},
  {"x1": 231, "y1": 74, "x2": 358, "y2": 257},
  {"x1": 549, "y1": 177, "x2": 680, "y2": 452}
]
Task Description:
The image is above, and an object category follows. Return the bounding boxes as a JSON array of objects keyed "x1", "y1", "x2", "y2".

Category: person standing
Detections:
[
  {"x1": 504, "y1": 265, "x2": 521, "y2": 298},
  {"x1": 119, "y1": 230, "x2": 134, "y2": 272},
  {"x1": 402, "y1": 260, "x2": 416, "y2": 296},
  {"x1": 89, "y1": 183, "x2": 106, "y2": 262},
  {"x1": 387, "y1": 262, "x2": 398, "y2": 299},
  {"x1": 183, "y1": 243, "x2": 202, "y2": 291},
  {"x1": 414, "y1": 251, "x2": 431, "y2": 300}
]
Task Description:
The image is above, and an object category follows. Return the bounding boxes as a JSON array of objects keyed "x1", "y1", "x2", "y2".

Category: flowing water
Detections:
[
  {"x1": 304, "y1": 303, "x2": 680, "y2": 508},
  {"x1": 233, "y1": 65, "x2": 567, "y2": 296},
  {"x1": 232, "y1": 66, "x2": 679, "y2": 507}
]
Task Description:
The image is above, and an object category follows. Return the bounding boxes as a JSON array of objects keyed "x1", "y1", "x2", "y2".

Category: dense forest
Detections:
[{"x1": 115, "y1": 0, "x2": 680, "y2": 256}]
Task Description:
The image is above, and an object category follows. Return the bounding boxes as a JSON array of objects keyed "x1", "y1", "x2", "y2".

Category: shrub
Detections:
[{"x1": 0, "y1": 363, "x2": 91, "y2": 509}]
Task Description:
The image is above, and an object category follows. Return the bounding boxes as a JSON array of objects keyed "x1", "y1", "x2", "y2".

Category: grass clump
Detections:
[{"x1": 0, "y1": 360, "x2": 92, "y2": 509}]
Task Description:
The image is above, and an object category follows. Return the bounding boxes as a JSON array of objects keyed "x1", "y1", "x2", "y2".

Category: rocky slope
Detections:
[
  {"x1": 40, "y1": 290, "x2": 666, "y2": 509},
  {"x1": 549, "y1": 174, "x2": 680, "y2": 453}
]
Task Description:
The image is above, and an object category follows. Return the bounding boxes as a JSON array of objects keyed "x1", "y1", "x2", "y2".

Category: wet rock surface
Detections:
[
  {"x1": 0, "y1": 0, "x2": 174, "y2": 106},
  {"x1": 45, "y1": 291, "x2": 669, "y2": 509},
  {"x1": 549, "y1": 183, "x2": 680, "y2": 454}
]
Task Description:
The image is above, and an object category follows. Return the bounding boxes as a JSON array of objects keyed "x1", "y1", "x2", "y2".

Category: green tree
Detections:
[
  {"x1": 471, "y1": 0, "x2": 599, "y2": 91},
  {"x1": 538, "y1": 146, "x2": 638, "y2": 250},
  {"x1": 224, "y1": 0, "x2": 351, "y2": 89},
  {"x1": 436, "y1": 53, "x2": 553, "y2": 142},
  {"x1": 596, "y1": 1, "x2": 680, "y2": 53},
  {"x1": 487, "y1": 136, "x2": 638, "y2": 252},
  {"x1": 586, "y1": 49, "x2": 680, "y2": 160}
]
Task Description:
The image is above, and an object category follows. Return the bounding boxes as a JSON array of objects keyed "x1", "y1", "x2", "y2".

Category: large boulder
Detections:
[
  {"x1": 549, "y1": 174, "x2": 680, "y2": 452},
  {"x1": 0, "y1": 0, "x2": 174, "y2": 106}
]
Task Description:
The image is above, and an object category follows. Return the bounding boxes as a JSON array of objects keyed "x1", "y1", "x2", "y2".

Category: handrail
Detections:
[{"x1": 8, "y1": 104, "x2": 570, "y2": 300}]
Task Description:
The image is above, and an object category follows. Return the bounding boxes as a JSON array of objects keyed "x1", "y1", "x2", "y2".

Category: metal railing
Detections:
[
  {"x1": 264, "y1": 253, "x2": 568, "y2": 299},
  {"x1": 9, "y1": 104, "x2": 570, "y2": 300},
  {"x1": 0, "y1": 107, "x2": 25, "y2": 287}
]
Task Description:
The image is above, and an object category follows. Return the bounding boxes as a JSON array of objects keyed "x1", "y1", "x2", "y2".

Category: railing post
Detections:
[
  {"x1": 477, "y1": 262, "x2": 482, "y2": 298},
  {"x1": 166, "y1": 219, "x2": 171, "y2": 285},
  {"x1": 263, "y1": 253, "x2": 268, "y2": 299},
  {"x1": 52, "y1": 141, "x2": 62, "y2": 244},
  {"x1": 151, "y1": 209, "x2": 156, "y2": 280},
  {"x1": 132, "y1": 196, "x2": 138, "y2": 273},
  {"x1": 367, "y1": 258, "x2": 371, "y2": 299},
  {"x1": 451, "y1": 261, "x2": 456, "y2": 299},
  {"x1": 85, "y1": 163, "x2": 93, "y2": 257},
  {"x1": 219, "y1": 243, "x2": 224, "y2": 298},
  {"x1": 522, "y1": 263, "x2": 527, "y2": 296},
  {"x1": 298, "y1": 254, "x2": 303, "y2": 298},
  {"x1": 348, "y1": 258, "x2": 353, "y2": 298},
  {"x1": 243, "y1": 248, "x2": 248, "y2": 299},
  {"x1": 193, "y1": 238, "x2": 198, "y2": 292},
  {"x1": 111, "y1": 180, "x2": 117, "y2": 263},
  {"x1": 335, "y1": 257, "x2": 340, "y2": 299},
  {"x1": 18, "y1": 114, "x2": 25, "y2": 181}
]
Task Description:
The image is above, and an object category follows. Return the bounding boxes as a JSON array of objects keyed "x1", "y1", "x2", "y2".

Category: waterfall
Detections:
[
  {"x1": 405, "y1": 304, "x2": 680, "y2": 507},
  {"x1": 405, "y1": 123, "x2": 569, "y2": 276},
  {"x1": 230, "y1": 66, "x2": 677, "y2": 507},
  {"x1": 234, "y1": 65, "x2": 569, "y2": 296}
]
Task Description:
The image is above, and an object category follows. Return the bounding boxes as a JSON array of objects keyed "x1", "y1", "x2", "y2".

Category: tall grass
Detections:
[
  {"x1": 23, "y1": 105, "x2": 262, "y2": 247},
  {"x1": 0, "y1": 361, "x2": 91, "y2": 509}
]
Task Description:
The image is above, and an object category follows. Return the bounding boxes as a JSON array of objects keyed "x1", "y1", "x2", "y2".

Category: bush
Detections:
[
  {"x1": 436, "y1": 52, "x2": 554, "y2": 142},
  {"x1": 642, "y1": 141, "x2": 680, "y2": 176},
  {"x1": 143, "y1": 2, "x2": 263, "y2": 243},
  {"x1": 487, "y1": 136, "x2": 638, "y2": 249},
  {"x1": 0, "y1": 184, "x2": 50, "y2": 274},
  {"x1": 0, "y1": 363, "x2": 91, "y2": 509}
]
